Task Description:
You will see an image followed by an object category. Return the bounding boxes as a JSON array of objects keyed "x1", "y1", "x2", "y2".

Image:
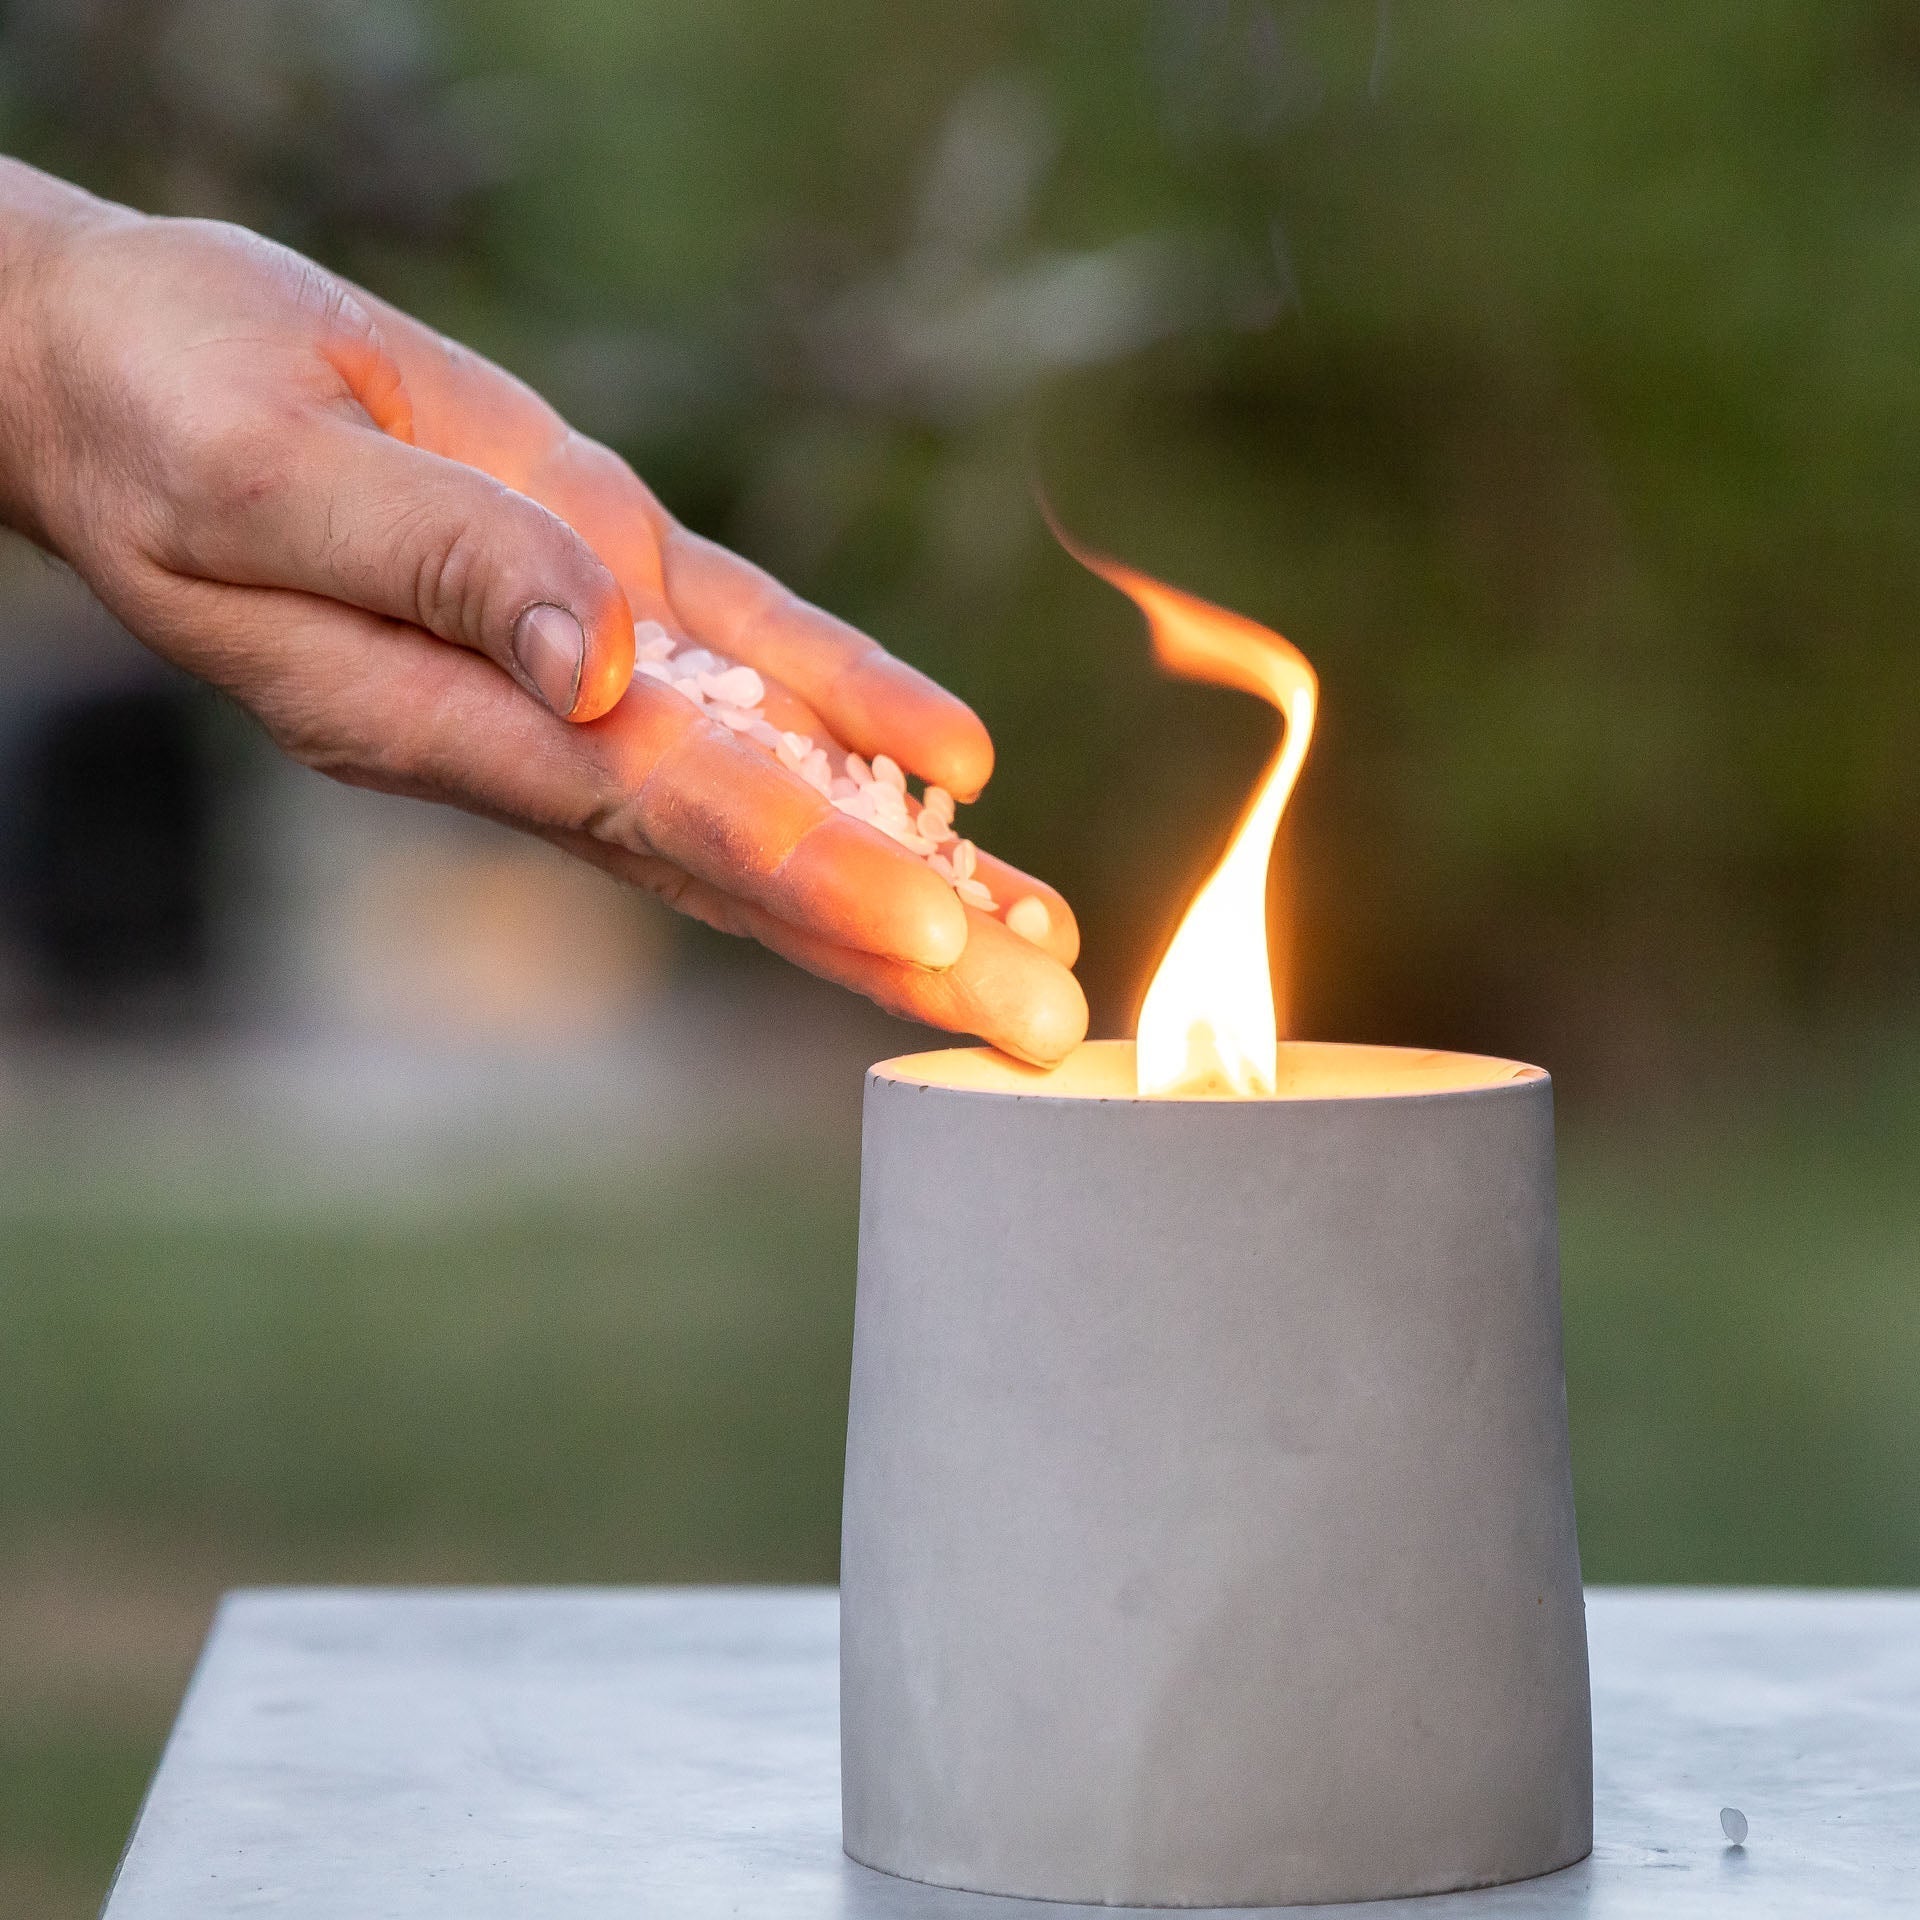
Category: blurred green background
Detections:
[{"x1": 2, "y1": 2, "x2": 1919, "y2": 1913}]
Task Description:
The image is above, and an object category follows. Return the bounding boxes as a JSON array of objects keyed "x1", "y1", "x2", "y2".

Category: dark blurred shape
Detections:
[
  {"x1": 0, "y1": 0, "x2": 504, "y2": 253},
  {"x1": 3, "y1": 685, "x2": 214, "y2": 1022}
]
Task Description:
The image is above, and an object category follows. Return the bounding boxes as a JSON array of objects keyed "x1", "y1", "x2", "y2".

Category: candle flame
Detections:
[{"x1": 1054, "y1": 527, "x2": 1317, "y2": 1097}]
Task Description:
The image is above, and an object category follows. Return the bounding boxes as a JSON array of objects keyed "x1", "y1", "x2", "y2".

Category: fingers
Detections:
[
  {"x1": 122, "y1": 560, "x2": 1084, "y2": 1054},
  {"x1": 969, "y1": 851, "x2": 1080, "y2": 967},
  {"x1": 335, "y1": 288, "x2": 680, "y2": 616},
  {"x1": 331, "y1": 292, "x2": 997, "y2": 788},
  {"x1": 548, "y1": 834, "x2": 1089, "y2": 1067},
  {"x1": 626, "y1": 623, "x2": 1076, "y2": 962},
  {"x1": 125, "y1": 568, "x2": 967, "y2": 970},
  {"x1": 756, "y1": 908, "x2": 1089, "y2": 1066},
  {"x1": 157, "y1": 410, "x2": 635, "y2": 722},
  {"x1": 653, "y1": 524, "x2": 997, "y2": 801},
  {"x1": 589, "y1": 681, "x2": 969, "y2": 969}
]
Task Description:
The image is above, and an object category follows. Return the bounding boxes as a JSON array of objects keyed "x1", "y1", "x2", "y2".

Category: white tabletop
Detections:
[{"x1": 101, "y1": 1587, "x2": 1919, "y2": 1917}]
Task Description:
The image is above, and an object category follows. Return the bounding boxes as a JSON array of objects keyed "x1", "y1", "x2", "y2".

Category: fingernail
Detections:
[
  {"x1": 512, "y1": 604, "x2": 585, "y2": 717},
  {"x1": 913, "y1": 889, "x2": 970, "y2": 971}
]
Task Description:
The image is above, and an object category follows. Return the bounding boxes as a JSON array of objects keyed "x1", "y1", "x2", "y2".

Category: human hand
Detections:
[{"x1": 0, "y1": 164, "x2": 1085, "y2": 1062}]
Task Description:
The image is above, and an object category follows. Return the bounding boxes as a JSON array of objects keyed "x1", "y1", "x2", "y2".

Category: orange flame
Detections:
[{"x1": 1054, "y1": 525, "x2": 1317, "y2": 1097}]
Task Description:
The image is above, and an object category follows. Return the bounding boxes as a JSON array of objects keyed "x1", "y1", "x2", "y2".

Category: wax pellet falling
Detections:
[
  {"x1": 627, "y1": 623, "x2": 1054, "y2": 943},
  {"x1": 1719, "y1": 1807, "x2": 1747, "y2": 1845}
]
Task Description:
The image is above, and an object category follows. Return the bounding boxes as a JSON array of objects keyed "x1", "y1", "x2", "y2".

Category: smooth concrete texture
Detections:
[
  {"x1": 102, "y1": 1588, "x2": 1920, "y2": 1918},
  {"x1": 841, "y1": 1042, "x2": 1591, "y2": 1907}
]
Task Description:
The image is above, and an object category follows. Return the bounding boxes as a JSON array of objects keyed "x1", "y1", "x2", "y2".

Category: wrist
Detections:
[{"x1": 0, "y1": 159, "x2": 142, "y2": 547}]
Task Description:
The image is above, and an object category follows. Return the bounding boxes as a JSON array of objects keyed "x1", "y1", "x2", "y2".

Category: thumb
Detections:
[{"x1": 166, "y1": 411, "x2": 635, "y2": 720}]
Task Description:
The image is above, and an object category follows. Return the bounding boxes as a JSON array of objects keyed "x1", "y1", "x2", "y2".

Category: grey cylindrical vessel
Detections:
[{"x1": 841, "y1": 1041, "x2": 1591, "y2": 1908}]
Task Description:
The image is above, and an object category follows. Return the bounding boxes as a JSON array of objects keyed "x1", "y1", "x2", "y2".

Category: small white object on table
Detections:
[{"x1": 101, "y1": 1588, "x2": 1920, "y2": 1917}]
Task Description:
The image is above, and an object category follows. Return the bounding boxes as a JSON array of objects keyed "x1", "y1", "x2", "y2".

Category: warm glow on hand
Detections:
[{"x1": 0, "y1": 168, "x2": 1087, "y2": 1064}]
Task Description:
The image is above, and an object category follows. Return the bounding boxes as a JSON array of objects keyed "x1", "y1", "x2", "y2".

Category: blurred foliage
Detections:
[
  {"x1": 0, "y1": 1152, "x2": 855, "y2": 1578},
  {"x1": 6, "y1": 0, "x2": 1920, "y2": 1073}
]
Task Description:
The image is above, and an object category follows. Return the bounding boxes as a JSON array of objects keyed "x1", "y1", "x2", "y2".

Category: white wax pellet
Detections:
[
  {"x1": 705, "y1": 665, "x2": 765, "y2": 708},
  {"x1": 1720, "y1": 1807, "x2": 1747, "y2": 1845},
  {"x1": 1007, "y1": 896, "x2": 1052, "y2": 944}
]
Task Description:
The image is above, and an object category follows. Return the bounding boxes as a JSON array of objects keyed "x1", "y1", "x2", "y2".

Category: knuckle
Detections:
[
  {"x1": 584, "y1": 790, "x2": 655, "y2": 860},
  {"x1": 271, "y1": 700, "x2": 418, "y2": 793},
  {"x1": 561, "y1": 428, "x2": 646, "y2": 503},
  {"x1": 402, "y1": 506, "x2": 487, "y2": 643},
  {"x1": 647, "y1": 865, "x2": 699, "y2": 912},
  {"x1": 158, "y1": 410, "x2": 298, "y2": 541},
  {"x1": 258, "y1": 658, "x2": 446, "y2": 797},
  {"x1": 605, "y1": 721, "x2": 778, "y2": 883},
  {"x1": 405, "y1": 490, "x2": 580, "y2": 652},
  {"x1": 729, "y1": 573, "x2": 800, "y2": 656},
  {"x1": 263, "y1": 704, "x2": 381, "y2": 785}
]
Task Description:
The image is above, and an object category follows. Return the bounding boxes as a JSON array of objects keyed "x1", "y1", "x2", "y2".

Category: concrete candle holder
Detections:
[{"x1": 840, "y1": 1039, "x2": 1592, "y2": 1908}]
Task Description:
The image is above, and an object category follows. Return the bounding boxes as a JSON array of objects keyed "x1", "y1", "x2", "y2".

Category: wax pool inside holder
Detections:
[{"x1": 874, "y1": 1036, "x2": 1545, "y2": 1100}]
